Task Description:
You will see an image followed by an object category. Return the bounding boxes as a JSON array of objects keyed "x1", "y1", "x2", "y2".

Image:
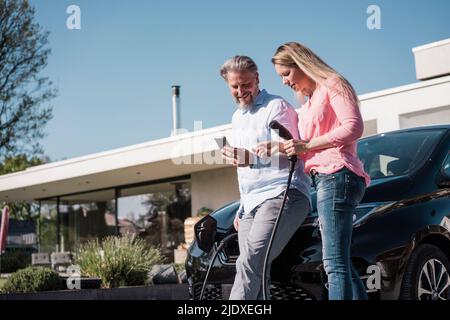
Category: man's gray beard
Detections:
[{"x1": 235, "y1": 95, "x2": 255, "y2": 109}]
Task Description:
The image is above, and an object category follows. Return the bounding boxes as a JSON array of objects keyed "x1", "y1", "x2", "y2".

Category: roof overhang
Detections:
[{"x1": 0, "y1": 124, "x2": 232, "y2": 202}]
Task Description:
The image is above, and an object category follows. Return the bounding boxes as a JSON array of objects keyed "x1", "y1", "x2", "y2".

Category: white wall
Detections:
[
  {"x1": 399, "y1": 105, "x2": 450, "y2": 129},
  {"x1": 363, "y1": 119, "x2": 378, "y2": 137},
  {"x1": 191, "y1": 167, "x2": 240, "y2": 216},
  {"x1": 359, "y1": 75, "x2": 450, "y2": 134}
]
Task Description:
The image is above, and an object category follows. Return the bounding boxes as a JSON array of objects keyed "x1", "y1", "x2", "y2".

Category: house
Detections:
[{"x1": 0, "y1": 39, "x2": 449, "y2": 255}]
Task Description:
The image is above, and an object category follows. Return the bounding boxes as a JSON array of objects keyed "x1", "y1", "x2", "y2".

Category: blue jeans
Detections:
[
  {"x1": 313, "y1": 167, "x2": 368, "y2": 300},
  {"x1": 230, "y1": 189, "x2": 311, "y2": 300}
]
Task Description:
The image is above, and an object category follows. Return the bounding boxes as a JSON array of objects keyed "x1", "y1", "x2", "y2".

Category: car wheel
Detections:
[{"x1": 400, "y1": 244, "x2": 450, "y2": 300}]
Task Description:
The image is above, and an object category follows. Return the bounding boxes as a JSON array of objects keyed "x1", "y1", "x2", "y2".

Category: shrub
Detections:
[
  {"x1": 197, "y1": 207, "x2": 213, "y2": 217},
  {"x1": 1, "y1": 267, "x2": 61, "y2": 294},
  {"x1": 75, "y1": 234, "x2": 165, "y2": 288},
  {"x1": 173, "y1": 263, "x2": 185, "y2": 274},
  {"x1": 0, "y1": 250, "x2": 31, "y2": 273}
]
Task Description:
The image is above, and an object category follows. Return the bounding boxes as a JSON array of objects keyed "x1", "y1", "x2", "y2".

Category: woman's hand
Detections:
[
  {"x1": 284, "y1": 139, "x2": 310, "y2": 157},
  {"x1": 222, "y1": 146, "x2": 252, "y2": 167},
  {"x1": 254, "y1": 141, "x2": 286, "y2": 158}
]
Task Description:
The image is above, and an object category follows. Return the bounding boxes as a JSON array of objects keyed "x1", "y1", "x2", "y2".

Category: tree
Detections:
[
  {"x1": 0, "y1": 153, "x2": 43, "y2": 173},
  {"x1": 0, "y1": 153, "x2": 45, "y2": 219},
  {"x1": 0, "y1": 0, "x2": 56, "y2": 159}
]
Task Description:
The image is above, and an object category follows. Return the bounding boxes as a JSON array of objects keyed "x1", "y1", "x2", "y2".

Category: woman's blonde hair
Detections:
[{"x1": 272, "y1": 42, "x2": 358, "y2": 105}]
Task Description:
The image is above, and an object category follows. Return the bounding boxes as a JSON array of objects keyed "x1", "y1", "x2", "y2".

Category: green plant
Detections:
[
  {"x1": 0, "y1": 250, "x2": 31, "y2": 273},
  {"x1": 75, "y1": 234, "x2": 165, "y2": 288},
  {"x1": 1, "y1": 267, "x2": 61, "y2": 294},
  {"x1": 197, "y1": 207, "x2": 213, "y2": 217},
  {"x1": 0, "y1": 278, "x2": 7, "y2": 290},
  {"x1": 173, "y1": 263, "x2": 185, "y2": 274}
]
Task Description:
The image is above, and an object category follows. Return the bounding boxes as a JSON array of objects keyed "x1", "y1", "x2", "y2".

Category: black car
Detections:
[{"x1": 185, "y1": 125, "x2": 450, "y2": 300}]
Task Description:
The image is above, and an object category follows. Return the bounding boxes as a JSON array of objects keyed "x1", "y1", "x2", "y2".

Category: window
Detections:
[
  {"x1": 358, "y1": 129, "x2": 445, "y2": 180},
  {"x1": 39, "y1": 200, "x2": 58, "y2": 252},
  {"x1": 59, "y1": 189, "x2": 116, "y2": 252},
  {"x1": 441, "y1": 151, "x2": 450, "y2": 178},
  {"x1": 118, "y1": 180, "x2": 191, "y2": 262}
]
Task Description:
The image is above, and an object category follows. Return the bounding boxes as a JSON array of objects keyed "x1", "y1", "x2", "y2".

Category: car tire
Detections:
[{"x1": 400, "y1": 244, "x2": 450, "y2": 300}]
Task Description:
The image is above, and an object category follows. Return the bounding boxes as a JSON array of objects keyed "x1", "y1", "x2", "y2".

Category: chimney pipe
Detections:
[{"x1": 171, "y1": 85, "x2": 181, "y2": 135}]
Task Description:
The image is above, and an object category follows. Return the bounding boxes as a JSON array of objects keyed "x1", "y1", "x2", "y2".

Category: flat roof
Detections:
[
  {"x1": 412, "y1": 38, "x2": 450, "y2": 53},
  {"x1": 358, "y1": 74, "x2": 450, "y2": 100}
]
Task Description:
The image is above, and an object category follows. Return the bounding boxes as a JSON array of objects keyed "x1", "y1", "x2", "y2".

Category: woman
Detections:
[{"x1": 258, "y1": 42, "x2": 370, "y2": 300}]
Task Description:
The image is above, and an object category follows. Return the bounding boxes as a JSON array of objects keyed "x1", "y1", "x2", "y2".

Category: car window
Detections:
[
  {"x1": 357, "y1": 129, "x2": 445, "y2": 180},
  {"x1": 442, "y1": 151, "x2": 450, "y2": 177}
]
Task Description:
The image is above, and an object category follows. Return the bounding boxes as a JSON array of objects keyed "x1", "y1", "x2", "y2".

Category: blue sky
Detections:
[{"x1": 29, "y1": 0, "x2": 450, "y2": 161}]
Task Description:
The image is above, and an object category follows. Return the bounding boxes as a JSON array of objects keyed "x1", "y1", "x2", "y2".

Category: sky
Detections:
[{"x1": 28, "y1": 0, "x2": 450, "y2": 161}]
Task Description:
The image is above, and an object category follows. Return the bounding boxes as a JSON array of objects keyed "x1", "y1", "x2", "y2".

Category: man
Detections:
[{"x1": 220, "y1": 56, "x2": 311, "y2": 300}]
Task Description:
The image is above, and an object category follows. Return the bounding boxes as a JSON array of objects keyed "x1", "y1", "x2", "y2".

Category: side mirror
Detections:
[{"x1": 194, "y1": 215, "x2": 217, "y2": 253}]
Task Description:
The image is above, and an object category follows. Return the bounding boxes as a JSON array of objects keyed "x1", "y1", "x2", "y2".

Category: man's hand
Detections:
[
  {"x1": 254, "y1": 140, "x2": 286, "y2": 158},
  {"x1": 284, "y1": 139, "x2": 310, "y2": 157},
  {"x1": 222, "y1": 146, "x2": 253, "y2": 167},
  {"x1": 233, "y1": 215, "x2": 240, "y2": 231}
]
